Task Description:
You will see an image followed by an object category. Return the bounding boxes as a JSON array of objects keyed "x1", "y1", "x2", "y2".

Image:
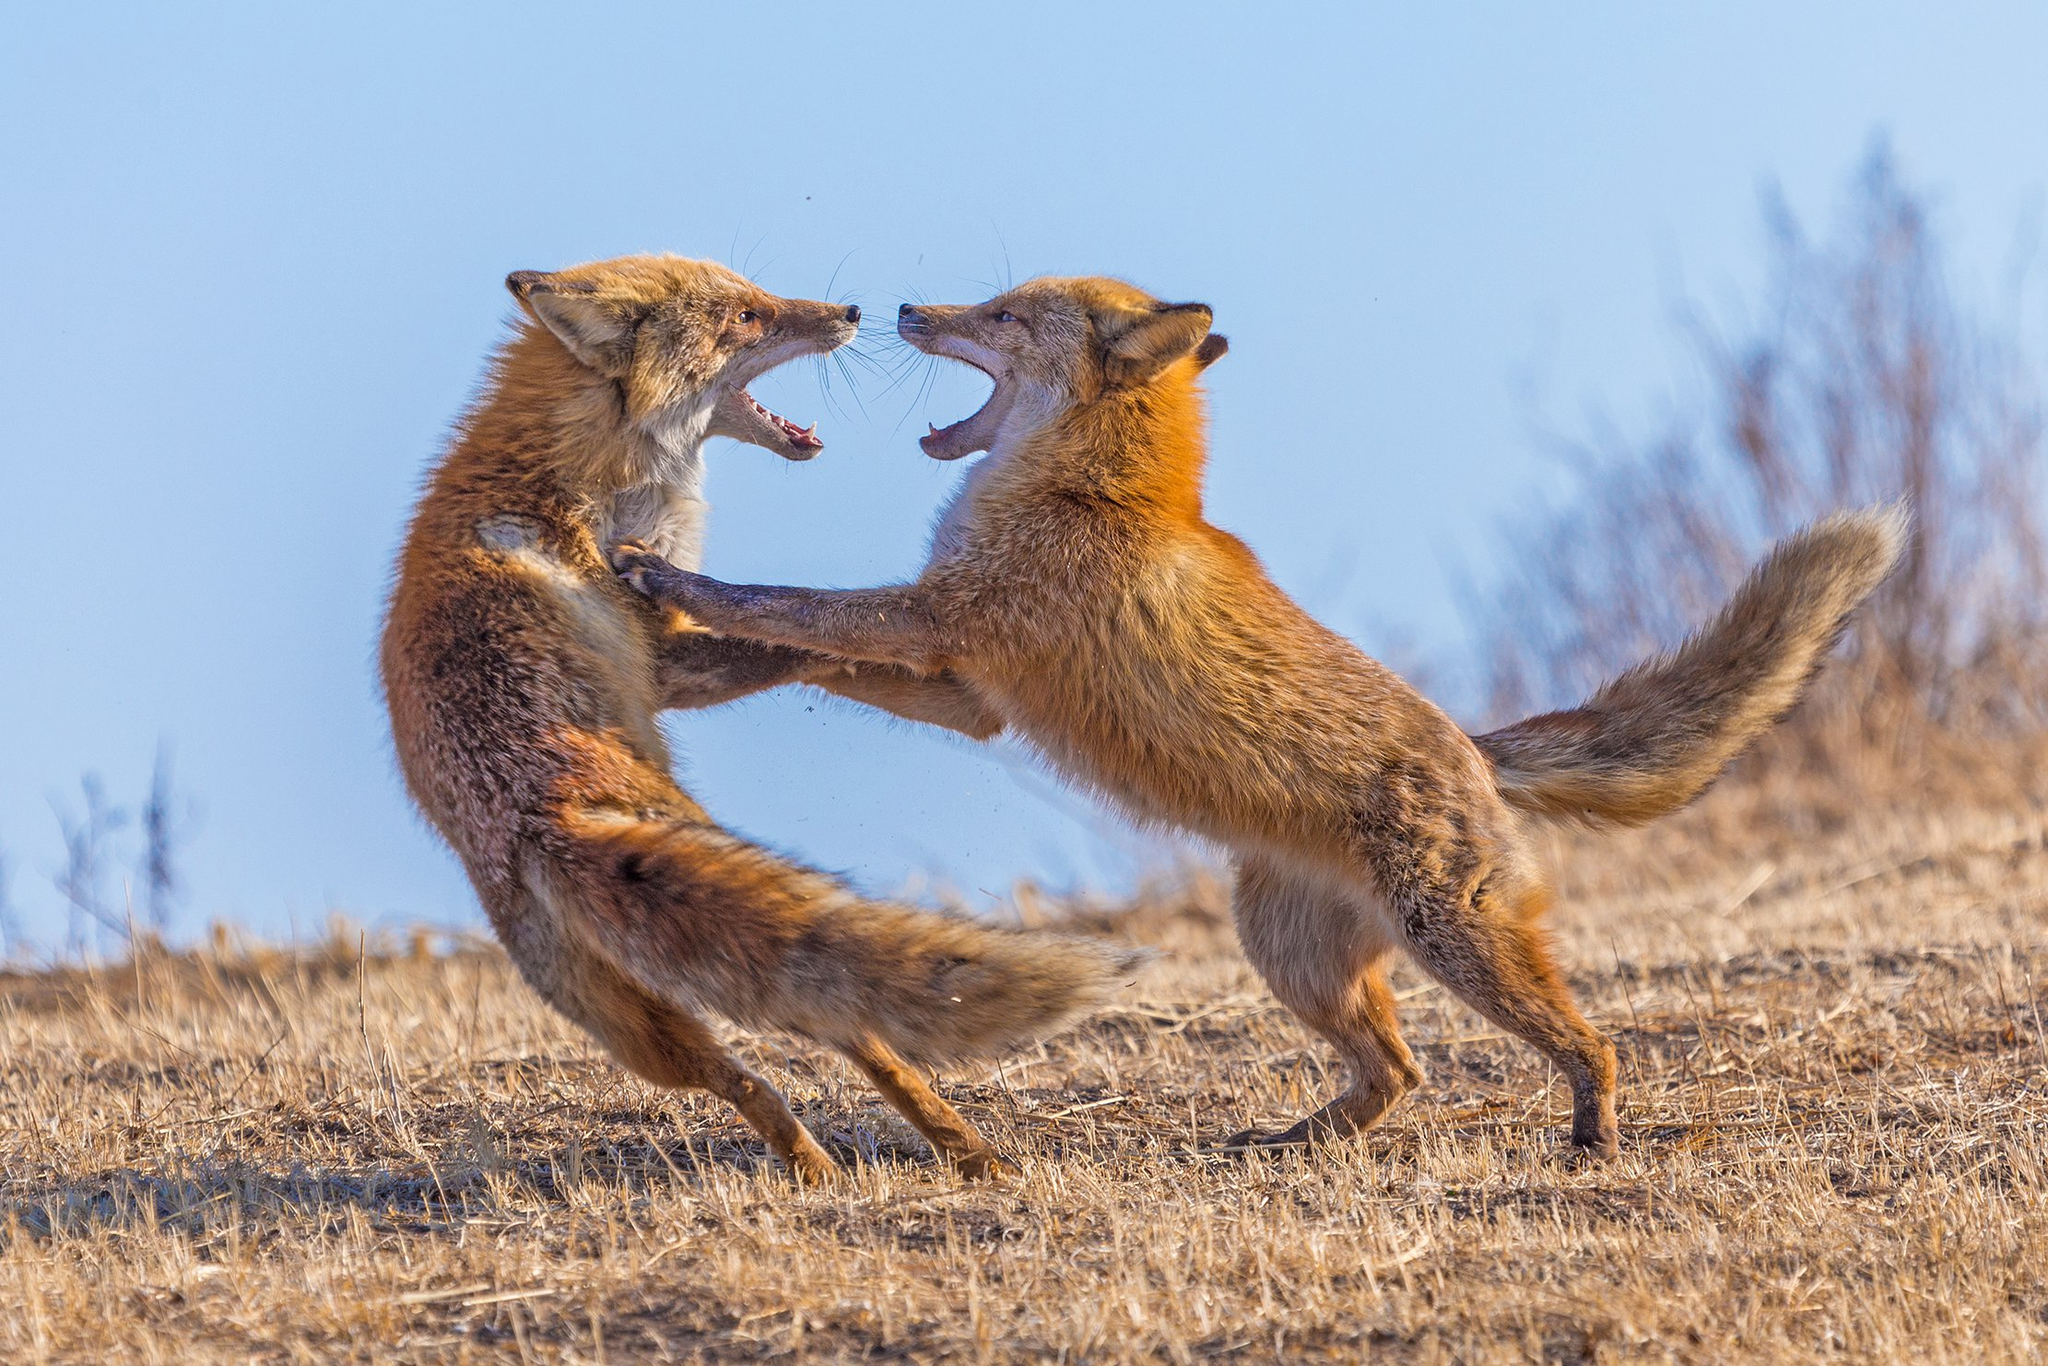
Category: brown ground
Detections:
[{"x1": 3, "y1": 782, "x2": 2045, "y2": 1363}]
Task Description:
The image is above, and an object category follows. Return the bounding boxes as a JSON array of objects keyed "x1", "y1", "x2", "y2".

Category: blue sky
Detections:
[{"x1": 3, "y1": 3, "x2": 2045, "y2": 947}]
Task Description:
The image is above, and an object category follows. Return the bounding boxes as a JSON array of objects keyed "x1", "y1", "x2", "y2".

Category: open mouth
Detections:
[
  {"x1": 705, "y1": 315, "x2": 859, "y2": 461},
  {"x1": 919, "y1": 362, "x2": 1006, "y2": 462},
  {"x1": 713, "y1": 384, "x2": 824, "y2": 460},
  {"x1": 901, "y1": 324, "x2": 1011, "y2": 461}
]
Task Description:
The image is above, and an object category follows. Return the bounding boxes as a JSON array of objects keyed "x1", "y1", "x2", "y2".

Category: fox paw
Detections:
[
  {"x1": 1217, "y1": 1122, "x2": 1319, "y2": 1155},
  {"x1": 949, "y1": 1148, "x2": 1017, "y2": 1183},
  {"x1": 607, "y1": 539, "x2": 673, "y2": 595},
  {"x1": 785, "y1": 1146, "x2": 841, "y2": 1186},
  {"x1": 608, "y1": 542, "x2": 742, "y2": 626},
  {"x1": 1564, "y1": 1127, "x2": 1621, "y2": 1164}
]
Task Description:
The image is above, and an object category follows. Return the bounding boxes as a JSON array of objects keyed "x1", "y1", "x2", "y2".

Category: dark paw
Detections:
[
  {"x1": 1565, "y1": 1129, "x2": 1621, "y2": 1164},
  {"x1": 607, "y1": 539, "x2": 676, "y2": 597},
  {"x1": 1213, "y1": 1123, "x2": 1317, "y2": 1157},
  {"x1": 1568, "y1": 1104, "x2": 1621, "y2": 1162}
]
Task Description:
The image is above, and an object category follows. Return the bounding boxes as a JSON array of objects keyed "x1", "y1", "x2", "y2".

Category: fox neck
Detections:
[
  {"x1": 998, "y1": 367, "x2": 1209, "y2": 521},
  {"x1": 615, "y1": 404, "x2": 713, "y2": 567},
  {"x1": 480, "y1": 325, "x2": 716, "y2": 566}
]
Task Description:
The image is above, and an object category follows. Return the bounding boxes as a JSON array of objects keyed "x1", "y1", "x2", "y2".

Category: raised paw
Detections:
[{"x1": 606, "y1": 538, "x2": 673, "y2": 594}]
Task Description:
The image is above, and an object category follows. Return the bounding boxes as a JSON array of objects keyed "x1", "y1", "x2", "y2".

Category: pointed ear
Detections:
[
  {"x1": 1102, "y1": 303, "x2": 1215, "y2": 387},
  {"x1": 1193, "y1": 333, "x2": 1229, "y2": 370},
  {"x1": 506, "y1": 270, "x2": 634, "y2": 374}
]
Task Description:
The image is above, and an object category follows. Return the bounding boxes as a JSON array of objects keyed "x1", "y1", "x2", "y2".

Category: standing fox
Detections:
[
  {"x1": 381, "y1": 255, "x2": 1141, "y2": 1183},
  {"x1": 611, "y1": 275, "x2": 1906, "y2": 1157}
]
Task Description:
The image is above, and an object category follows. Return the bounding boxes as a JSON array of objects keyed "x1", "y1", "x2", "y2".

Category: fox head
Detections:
[
  {"x1": 506, "y1": 255, "x2": 859, "y2": 461},
  {"x1": 897, "y1": 277, "x2": 1227, "y2": 460}
]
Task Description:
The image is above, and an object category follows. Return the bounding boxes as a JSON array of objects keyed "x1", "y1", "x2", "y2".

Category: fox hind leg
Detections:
[
  {"x1": 1393, "y1": 877, "x2": 1620, "y2": 1157},
  {"x1": 1226, "y1": 856, "x2": 1423, "y2": 1150},
  {"x1": 574, "y1": 956, "x2": 838, "y2": 1184},
  {"x1": 842, "y1": 1035, "x2": 1013, "y2": 1180}
]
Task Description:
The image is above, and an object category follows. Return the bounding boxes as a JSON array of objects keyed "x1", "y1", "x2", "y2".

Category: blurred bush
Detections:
[{"x1": 1473, "y1": 147, "x2": 2047, "y2": 791}]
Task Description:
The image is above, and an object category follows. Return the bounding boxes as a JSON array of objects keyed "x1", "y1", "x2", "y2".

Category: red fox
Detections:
[
  {"x1": 380, "y1": 256, "x2": 1142, "y2": 1183},
  {"x1": 610, "y1": 275, "x2": 1906, "y2": 1158}
]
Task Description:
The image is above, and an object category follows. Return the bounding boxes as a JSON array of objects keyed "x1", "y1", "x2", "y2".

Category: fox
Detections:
[
  {"x1": 608, "y1": 274, "x2": 1907, "y2": 1158},
  {"x1": 379, "y1": 255, "x2": 1143, "y2": 1184}
]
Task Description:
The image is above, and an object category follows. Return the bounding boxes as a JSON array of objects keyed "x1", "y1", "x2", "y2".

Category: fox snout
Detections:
[
  {"x1": 897, "y1": 302, "x2": 967, "y2": 339},
  {"x1": 710, "y1": 292, "x2": 861, "y2": 460},
  {"x1": 896, "y1": 303, "x2": 984, "y2": 361},
  {"x1": 782, "y1": 299, "x2": 863, "y2": 345}
]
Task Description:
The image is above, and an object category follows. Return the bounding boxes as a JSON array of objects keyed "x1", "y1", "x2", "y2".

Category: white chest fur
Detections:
[
  {"x1": 927, "y1": 449, "x2": 1008, "y2": 568},
  {"x1": 604, "y1": 482, "x2": 708, "y2": 570},
  {"x1": 605, "y1": 415, "x2": 714, "y2": 569}
]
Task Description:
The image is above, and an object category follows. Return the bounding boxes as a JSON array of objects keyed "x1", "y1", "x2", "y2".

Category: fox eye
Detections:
[
  {"x1": 996, "y1": 310, "x2": 1021, "y2": 324},
  {"x1": 737, "y1": 309, "x2": 759, "y2": 324}
]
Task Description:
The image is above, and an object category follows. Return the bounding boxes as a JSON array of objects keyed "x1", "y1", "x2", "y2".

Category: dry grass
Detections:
[{"x1": 3, "y1": 781, "x2": 2046, "y2": 1364}]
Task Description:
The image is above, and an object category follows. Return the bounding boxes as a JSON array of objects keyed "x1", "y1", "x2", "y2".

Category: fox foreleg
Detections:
[
  {"x1": 810, "y1": 663, "x2": 1004, "y2": 741},
  {"x1": 611, "y1": 541, "x2": 951, "y2": 671},
  {"x1": 646, "y1": 572, "x2": 998, "y2": 738},
  {"x1": 651, "y1": 631, "x2": 818, "y2": 711}
]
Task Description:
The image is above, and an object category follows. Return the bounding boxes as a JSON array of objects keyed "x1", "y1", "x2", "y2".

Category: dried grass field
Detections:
[{"x1": 3, "y1": 778, "x2": 2046, "y2": 1364}]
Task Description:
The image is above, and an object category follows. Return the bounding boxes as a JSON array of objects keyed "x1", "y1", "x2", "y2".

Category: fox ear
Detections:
[
  {"x1": 506, "y1": 270, "x2": 633, "y2": 374},
  {"x1": 1102, "y1": 302, "x2": 1215, "y2": 387}
]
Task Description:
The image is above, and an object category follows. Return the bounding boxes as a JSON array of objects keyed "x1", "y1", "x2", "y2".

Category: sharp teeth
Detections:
[{"x1": 928, "y1": 423, "x2": 940, "y2": 436}]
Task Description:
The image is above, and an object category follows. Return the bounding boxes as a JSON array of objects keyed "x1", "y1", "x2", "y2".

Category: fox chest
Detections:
[
  {"x1": 993, "y1": 587, "x2": 1314, "y2": 837},
  {"x1": 926, "y1": 483, "x2": 980, "y2": 568},
  {"x1": 924, "y1": 451, "x2": 1020, "y2": 569}
]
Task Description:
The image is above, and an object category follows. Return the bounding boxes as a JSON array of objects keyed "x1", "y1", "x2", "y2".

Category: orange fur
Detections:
[
  {"x1": 616, "y1": 276, "x2": 1903, "y2": 1159},
  {"x1": 381, "y1": 256, "x2": 1142, "y2": 1182}
]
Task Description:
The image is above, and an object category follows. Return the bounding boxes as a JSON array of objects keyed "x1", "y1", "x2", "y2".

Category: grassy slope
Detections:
[{"x1": 2, "y1": 787, "x2": 2045, "y2": 1364}]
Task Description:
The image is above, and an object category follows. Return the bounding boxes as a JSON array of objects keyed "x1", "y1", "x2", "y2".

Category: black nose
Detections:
[
  {"x1": 899, "y1": 303, "x2": 916, "y2": 316},
  {"x1": 843, "y1": 304, "x2": 860, "y2": 324}
]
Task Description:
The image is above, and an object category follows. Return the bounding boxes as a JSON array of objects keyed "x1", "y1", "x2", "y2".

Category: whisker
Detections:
[
  {"x1": 831, "y1": 352, "x2": 871, "y2": 419},
  {"x1": 901, "y1": 352, "x2": 943, "y2": 436},
  {"x1": 811, "y1": 354, "x2": 845, "y2": 424},
  {"x1": 871, "y1": 352, "x2": 929, "y2": 402},
  {"x1": 840, "y1": 347, "x2": 895, "y2": 379},
  {"x1": 740, "y1": 231, "x2": 771, "y2": 277},
  {"x1": 824, "y1": 248, "x2": 859, "y2": 307},
  {"x1": 868, "y1": 335, "x2": 933, "y2": 391}
]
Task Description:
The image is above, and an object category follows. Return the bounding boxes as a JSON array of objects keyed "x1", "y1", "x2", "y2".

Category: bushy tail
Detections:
[
  {"x1": 537, "y1": 807, "x2": 1147, "y2": 1065},
  {"x1": 1472, "y1": 503, "x2": 1909, "y2": 826}
]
